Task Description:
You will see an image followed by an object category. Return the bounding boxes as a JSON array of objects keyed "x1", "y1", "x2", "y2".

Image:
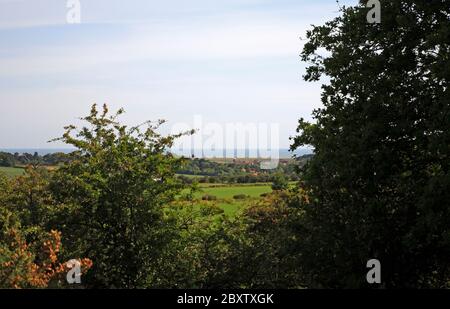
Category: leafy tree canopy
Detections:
[{"x1": 291, "y1": 0, "x2": 450, "y2": 288}]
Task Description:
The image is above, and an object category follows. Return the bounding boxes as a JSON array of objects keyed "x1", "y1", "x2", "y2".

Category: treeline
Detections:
[
  {"x1": 0, "y1": 151, "x2": 72, "y2": 167},
  {"x1": 0, "y1": 150, "x2": 309, "y2": 184},
  {"x1": 1, "y1": 100, "x2": 448, "y2": 289},
  {"x1": 178, "y1": 169, "x2": 301, "y2": 185},
  {"x1": 177, "y1": 157, "x2": 311, "y2": 184},
  {"x1": 0, "y1": 165, "x2": 304, "y2": 288}
]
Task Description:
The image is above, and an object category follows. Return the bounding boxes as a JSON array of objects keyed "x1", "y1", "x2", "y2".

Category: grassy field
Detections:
[
  {"x1": 192, "y1": 184, "x2": 273, "y2": 216},
  {"x1": 0, "y1": 166, "x2": 25, "y2": 178},
  {"x1": 176, "y1": 173, "x2": 204, "y2": 179},
  {"x1": 217, "y1": 202, "x2": 242, "y2": 216},
  {"x1": 195, "y1": 185, "x2": 272, "y2": 199},
  {"x1": 178, "y1": 183, "x2": 273, "y2": 216}
]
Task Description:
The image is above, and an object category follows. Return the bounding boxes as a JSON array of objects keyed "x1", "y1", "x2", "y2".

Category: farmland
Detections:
[
  {"x1": 0, "y1": 163, "x2": 274, "y2": 217},
  {"x1": 0, "y1": 164, "x2": 279, "y2": 216},
  {"x1": 0, "y1": 166, "x2": 24, "y2": 178},
  {"x1": 195, "y1": 184, "x2": 272, "y2": 199},
  {"x1": 184, "y1": 184, "x2": 273, "y2": 216}
]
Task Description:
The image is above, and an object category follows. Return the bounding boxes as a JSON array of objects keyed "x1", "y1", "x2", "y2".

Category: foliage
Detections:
[
  {"x1": 0, "y1": 151, "x2": 72, "y2": 168},
  {"x1": 271, "y1": 172, "x2": 289, "y2": 191},
  {"x1": 291, "y1": 0, "x2": 450, "y2": 288},
  {"x1": 178, "y1": 158, "x2": 306, "y2": 183},
  {"x1": 47, "y1": 104, "x2": 193, "y2": 288},
  {"x1": 196, "y1": 185, "x2": 272, "y2": 200},
  {"x1": 202, "y1": 195, "x2": 218, "y2": 201},
  {"x1": 7, "y1": 166, "x2": 54, "y2": 236},
  {"x1": 152, "y1": 191, "x2": 304, "y2": 288},
  {"x1": 0, "y1": 207, "x2": 92, "y2": 288},
  {"x1": 233, "y1": 194, "x2": 248, "y2": 200},
  {"x1": 0, "y1": 153, "x2": 15, "y2": 167}
]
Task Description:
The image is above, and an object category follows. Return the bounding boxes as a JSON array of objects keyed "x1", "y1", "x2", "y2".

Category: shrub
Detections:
[
  {"x1": 202, "y1": 195, "x2": 217, "y2": 201},
  {"x1": 233, "y1": 194, "x2": 248, "y2": 200}
]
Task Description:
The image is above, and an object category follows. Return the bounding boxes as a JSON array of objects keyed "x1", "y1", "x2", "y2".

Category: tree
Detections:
[
  {"x1": 154, "y1": 191, "x2": 304, "y2": 289},
  {"x1": 291, "y1": 0, "x2": 450, "y2": 288},
  {"x1": 8, "y1": 166, "x2": 54, "y2": 233},
  {"x1": 271, "y1": 172, "x2": 289, "y2": 191},
  {"x1": 48, "y1": 104, "x2": 193, "y2": 288},
  {"x1": 0, "y1": 220, "x2": 92, "y2": 288},
  {"x1": 0, "y1": 152, "x2": 15, "y2": 167},
  {"x1": 0, "y1": 170, "x2": 92, "y2": 289}
]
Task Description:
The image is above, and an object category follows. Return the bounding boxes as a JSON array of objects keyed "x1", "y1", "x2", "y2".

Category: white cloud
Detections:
[
  {"x1": 0, "y1": 0, "x2": 342, "y2": 148},
  {"x1": 0, "y1": 14, "x2": 308, "y2": 77}
]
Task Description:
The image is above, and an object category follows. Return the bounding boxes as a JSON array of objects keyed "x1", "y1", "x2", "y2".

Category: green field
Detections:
[
  {"x1": 176, "y1": 173, "x2": 204, "y2": 179},
  {"x1": 178, "y1": 183, "x2": 273, "y2": 216},
  {"x1": 0, "y1": 166, "x2": 25, "y2": 178},
  {"x1": 196, "y1": 184, "x2": 272, "y2": 199},
  {"x1": 216, "y1": 202, "x2": 241, "y2": 216},
  {"x1": 194, "y1": 184, "x2": 272, "y2": 216},
  {"x1": 0, "y1": 166, "x2": 272, "y2": 216}
]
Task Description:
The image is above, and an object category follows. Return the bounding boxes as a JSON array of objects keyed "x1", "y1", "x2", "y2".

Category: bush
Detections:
[
  {"x1": 271, "y1": 173, "x2": 288, "y2": 191},
  {"x1": 233, "y1": 194, "x2": 248, "y2": 200},
  {"x1": 199, "y1": 204, "x2": 224, "y2": 216},
  {"x1": 202, "y1": 195, "x2": 217, "y2": 201},
  {"x1": 48, "y1": 104, "x2": 192, "y2": 288},
  {"x1": 291, "y1": 0, "x2": 450, "y2": 288}
]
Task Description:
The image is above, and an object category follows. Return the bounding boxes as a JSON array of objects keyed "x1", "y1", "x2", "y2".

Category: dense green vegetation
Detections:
[
  {"x1": 0, "y1": 151, "x2": 308, "y2": 184},
  {"x1": 0, "y1": 151, "x2": 71, "y2": 167},
  {"x1": 290, "y1": 0, "x2": 450, "y2": 288},
  {"x1": 0, "y1": 150, "x2": 308, "y2": 190},
  {"x1": 0, "y1": 0, "x2": 448, "y2": 289},
  {"x1": 177, "y1": 157, "x2": 308, "y2": 184},
  {"x1": 1, "y1": 105, "x2": 304, "y2": 288}
]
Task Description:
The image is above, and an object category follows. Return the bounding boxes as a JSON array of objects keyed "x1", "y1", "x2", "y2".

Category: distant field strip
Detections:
[
  {"x1": 0, "y1": 167, "x2": 24, "y2": 177},
  {"x1": 196, "y1": 185, "x2": 272, "y2": 199},
  {"x1": 178, "y1": 184, "x2": 273, "y2": 216}
]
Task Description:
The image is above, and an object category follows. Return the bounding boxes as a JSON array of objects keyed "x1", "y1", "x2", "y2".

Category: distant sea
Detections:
[{"x1": 0, "y1": 148, "x2": 313, "y2": 159}]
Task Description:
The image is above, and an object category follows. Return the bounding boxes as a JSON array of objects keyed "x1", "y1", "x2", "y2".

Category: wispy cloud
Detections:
[
  {"x1": 0, "y1": 0, "x2": 355, "y2": 148},
  {"x1": 0, "y1": 16, "x2": 308, "y2": 77}
]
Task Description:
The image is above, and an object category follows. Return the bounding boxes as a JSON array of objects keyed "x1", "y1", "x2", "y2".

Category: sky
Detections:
[{"x1": 0, "y1": 0, "x2": 358, "y2": 149}]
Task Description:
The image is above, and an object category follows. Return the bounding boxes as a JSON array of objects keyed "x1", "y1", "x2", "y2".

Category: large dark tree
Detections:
[{"x1": 292, "y1": 0, "x2": 450, "y2": 288}]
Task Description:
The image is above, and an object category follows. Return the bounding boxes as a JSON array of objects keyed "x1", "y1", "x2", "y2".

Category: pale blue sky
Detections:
[{"x1": 0, "y1": 0, "x2": 357, "y2": 148}]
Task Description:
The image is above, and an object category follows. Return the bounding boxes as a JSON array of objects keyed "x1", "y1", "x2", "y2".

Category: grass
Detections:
[
  {"x1": 178, "y1": 183, "x2": 274, "y2": 217},
  {"x1": 179, "y1": 184, "x2": 273, "y2": 217},
  {"x1": 195, "y1": 185, "x2": 272, "y2": 199},
  {"x1": 217, "y1": 202, "x2": 243, "y2": 216},
  {"x1": 204, "y1": 184, "x2": 272, "y2": 216},
  {"x1": 0, "y1": 166, "x2": 25, "y2": 178},
  {"x1": 176, "y1": 173, "x2": 205, "y2": 179},
  {"x1": 198, "y1": 182, "x2": 272, "y2": 188},
  {"x1": 0, "y1": 165, "x2": 279, "y2": 218}
]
